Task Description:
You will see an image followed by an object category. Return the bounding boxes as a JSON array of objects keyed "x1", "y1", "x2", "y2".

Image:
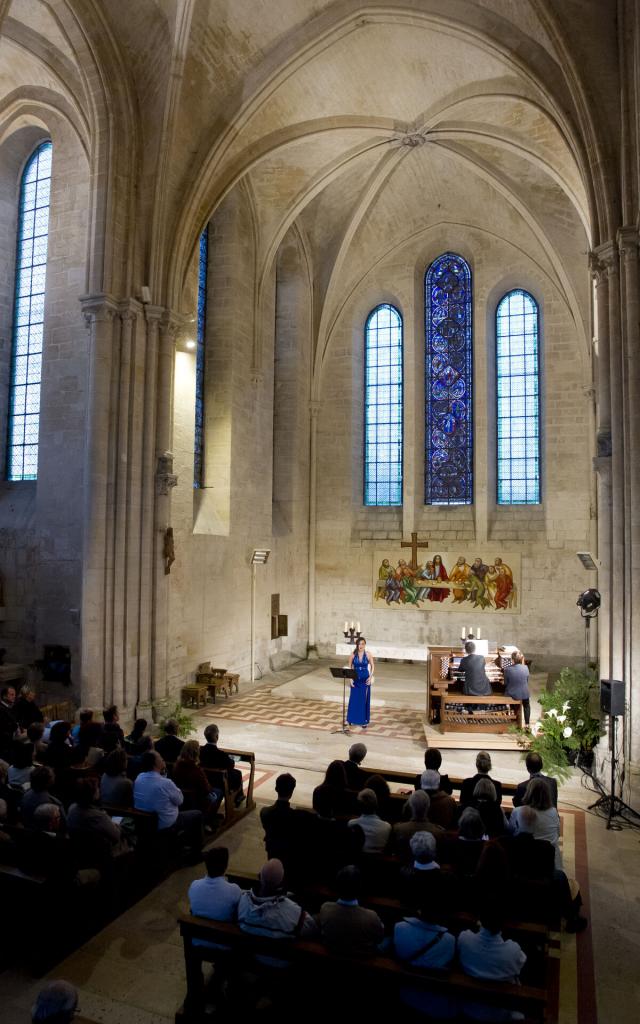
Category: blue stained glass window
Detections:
[
  {"x1": 496, "y1": 289, "x2": 540, "y2": 503},
  {"x1": 364, "y1": 303, "x2": 403, "y2": 505},
  {"x1": 425, "y1": 253, "x2": 473, "y2": 504},
  {"x1": 7, "y1": 141, "x2": 52, "y2": 481},
  {"x1": 193, "y1": 226, "x2": 208, "y2": 489}
]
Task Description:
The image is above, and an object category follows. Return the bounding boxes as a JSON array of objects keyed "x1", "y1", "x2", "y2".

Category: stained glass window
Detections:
[
  {"x1": 7, "y1": 141, "x2": 52, "y2": 481},
  {"x1": 193, "y1": 226, "x2": 208, "y2": 489},
  {"x1": 425, "y1": 253, "x2": 473, "y2": 504},
  {"x1": 364, "y1": 303, "x2": 403, "y2": 506},
  {"x1": 496, "y1": 289, "x2": 540, "y2": 504}
]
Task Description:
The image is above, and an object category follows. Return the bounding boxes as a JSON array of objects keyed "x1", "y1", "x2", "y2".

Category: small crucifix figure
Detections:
[{"x1": 400, "y1": 531, "x2": 429, "y2": 570}]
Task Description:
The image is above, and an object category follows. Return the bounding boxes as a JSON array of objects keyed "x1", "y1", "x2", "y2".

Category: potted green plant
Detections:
[{"x1": 158, "y1": 702, "x2": 196, "y2": 739}]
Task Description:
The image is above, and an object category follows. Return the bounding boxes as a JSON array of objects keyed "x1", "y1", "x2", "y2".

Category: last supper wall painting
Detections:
[{"x1": 372, "y1": 550, "x2": 521, "y2": 613}]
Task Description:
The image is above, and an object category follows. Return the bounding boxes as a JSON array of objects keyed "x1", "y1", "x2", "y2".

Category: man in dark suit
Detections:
[
  {"x1": 199, "y1": 723, "x2": 244, "y2": 804},
  {"x1": 512, "y1": 752, "x2": 558, "y2": 807},
  {"x1": 459, "y1": 641, "x2": 491, "y2": 696},
  {"x1": 259, "y1": 772, "x2": 313, "y2": 878},
  {"x1": 414, "y1": 747, "x2": 454, "y2": 795},
  {"x1": 154, "y1": 719, "x2": 185, "y2": 763},
  {"x1": 0, "y1": 686, "x2": 19, "y2": 761},
  {"x1": 343, "y1": 742, "x2": 369, "y2": 789},
  {"x1": 459, "y1": 751, "x2": 503, "y2": 806}
]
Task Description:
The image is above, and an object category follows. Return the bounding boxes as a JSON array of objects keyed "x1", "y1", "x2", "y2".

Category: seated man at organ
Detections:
[{"x1": 459, "y1": 640, "x2": 492, "y2": 696}]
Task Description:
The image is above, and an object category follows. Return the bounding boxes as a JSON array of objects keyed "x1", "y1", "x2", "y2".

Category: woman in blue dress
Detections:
[{"x1": 348, "y1": 637, "x2": 375, "y2": 729}]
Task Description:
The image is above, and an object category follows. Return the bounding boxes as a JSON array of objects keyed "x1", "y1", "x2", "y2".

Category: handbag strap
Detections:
[{"x1": 402, "y1": 923, "x2": 447, "y2": 963}]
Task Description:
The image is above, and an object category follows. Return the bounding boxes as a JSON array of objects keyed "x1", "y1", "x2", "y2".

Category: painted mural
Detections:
[{"x1": 373, "y1": 550, "x2": 521, "y2": 612}]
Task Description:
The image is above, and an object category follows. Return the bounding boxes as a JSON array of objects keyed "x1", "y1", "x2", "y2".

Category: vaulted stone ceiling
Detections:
[{"x1": 0, "y1": 0, "x2": 620, "y2": 352}]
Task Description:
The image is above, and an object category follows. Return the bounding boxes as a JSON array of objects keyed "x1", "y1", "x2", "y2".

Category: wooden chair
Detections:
[{"x1": 194, "y1": 662, "x2": 229, "y2": 703}]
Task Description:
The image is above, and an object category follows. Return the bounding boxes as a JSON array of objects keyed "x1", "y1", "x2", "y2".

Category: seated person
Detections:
[
  {"x1": 199, "y1": 723, "x2": 244, "y2": 805},
  {"x1": 458, "y1": 909, "x2": 527, "y2": 1022},
  {"x1": 399, "y1": 831, "x2": 447, "y2": 909},
  {"x1": 173, "y1": 739, "x2": 222, "y2": 820},
  {"x1": 42, "y1": 721, "x2": 79, "y2": 775},
  {"x1": 31, "y1": 980, "x2": 79, "y2": 1024},
  {"x1": 513, "y1": 752, "x2": 558, "y2": 807},
  {"x1": 312, "y1": 759, "x2": 352, "y2": 818},
  {"x1": 460, "y1": 751, "x2": 503, "y2": 807},
  {"x1": 394, "y1": 890, "x2": 456, "y2": 1019},
  {"x1": 347, "y1": 788, "x2": 391, "y2": 854},
  {"x1": 100, "y1": 748, "x2": 134, "y2": 807},
  {"x1": 414, "y1": 747, "x2": 454, "y2": 795},
  {"x1": 419, "y1": 769, "x2": 458, "y2": 830},
  {"x1": 13, "y1": 685, "x2": 44, "y2": 729},
  {"x1": 154, "y1": 718, "x2": 185, "y2": 763},
  {"x1": 20, "y1": 804, "x2": 78, "y2": 884},
  {"x1": 188, "y1": 845, "x2": 242, "y2": 945},
  {"x1": 0, "y1": 685, "x2": 20, "y2": 760},
  {"x1": 0, "y1": 758, "x2": 23, "y2": 822},
  {"x1": 134, "y1": 750, "x2": 203, "y2": 853},
  {"x1": 238, "y1": 857, "x2": 318, "y2": 947},
  {"x1": 67, "y1": 777, "x2": 129, "y2": 858},
  {"x1": 459, "y1": 640, "x2": 492, "y2": 696},
  {"x1": 75, "y1": 721, "x2": 106, "y2": 768},
  {"x1": 316, "y1": 865, "x2": 384, "y2": 953},
  {"x1": 124, "y1": 718, "x2": 149, "y2": 754},
  {"x1": 260, "y1": 772, "x2": 307, "y2": 866},
  {"x1": 363, "y1": 773, "x2": 393, "y2": 821},
  {"x1": 26, "y1": 722, "x2": 48, "y2": 760},
  {"x1": 437, "y1": 807, "x2": 487, "y2": 876},
  {"x1": 71, "y1": 708, "x2": 94, "y2": 745},
  {"x1": 102, "y1": 705, "x2": 126, "y2": 751},
  {"x1": 342, "y1": 742, "x2": 369, "y2": 789},
  {"x1": 0, "y1": 797, "x2": 17, "y2": 861},
  {"x1": 8, "y1": 740, "x2": 34, "y2": 788},
  {"x1": 21, "y1": 765, "x2": 65, "y2": 828},
  {"x1": 470, "y1": 778, "x2": 508, "y2": 838},
  {"x1": 510, "y1": 777, "x2": 562, "y2": 868},
  {"x1": 503, "y1": 650, "x2": 531, "y2": 726},
  {"x1": 126, "y1": 734, "x2": 155, "y2": 779},
  {"x1": 393, "y1": 790, "x2": 444, "y2": 856}
]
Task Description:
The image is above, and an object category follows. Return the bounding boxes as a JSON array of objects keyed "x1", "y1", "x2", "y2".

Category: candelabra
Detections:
[{"x1": 343, "y1": 626, "x2": 362, "y2": 645}]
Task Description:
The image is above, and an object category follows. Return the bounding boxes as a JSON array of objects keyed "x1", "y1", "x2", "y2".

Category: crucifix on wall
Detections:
[{"x1": 400, "y1": 531, "x2": 429, "y2": 570}]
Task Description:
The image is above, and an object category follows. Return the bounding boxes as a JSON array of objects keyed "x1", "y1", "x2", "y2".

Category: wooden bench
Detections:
[
  {"x1": 181, "y1": 684, "x2": 208, "y2": 708},
  {"x1": 360, "y1": 766, "x2": 519, "y2": 802},
  {"x1": 175, "y1": 915, "x2": 550, "y2": 1022},
  {"x1": 165, "y1": 748, "x2": 256, "y2": 832},
  {"x1": 194, "y1": 664, "x2": 232, "y2": 703}
]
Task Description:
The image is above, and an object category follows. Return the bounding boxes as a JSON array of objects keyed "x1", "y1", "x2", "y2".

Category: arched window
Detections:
[
  {"x1": 496, "y1": 289, "x2": 540, "y2": 504},
  {"x1": 425, "y1": 253, "x2": 473, "y2": 505},
  {"x1": 364, "y1": 303, "x2": 403, "y2": 506},
  {"x1": 193, "y1": 225, "x2": 208, "y2": 489},
  {"x1": 7, "y1": 141, "x2": 52, "y2": 481}
]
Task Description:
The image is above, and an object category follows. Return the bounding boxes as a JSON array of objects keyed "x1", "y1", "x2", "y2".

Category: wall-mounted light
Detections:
[
  {"x1": 185, "y1": 339, "x2": 196, "y2": 350},
  {"x1": 251, "y1": 549, "x2": 270, "y2": 565},
  {"x1": 576, "y1": 551, "x2": 598, "y2": 571}
]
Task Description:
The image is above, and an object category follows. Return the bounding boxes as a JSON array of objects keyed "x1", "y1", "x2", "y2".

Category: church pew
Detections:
[
  {"x1": 352, "y1": 765, "x2": 519, "y2": 800},
  {"x1": 175, "y1": 914, "x2": 550, "y2": 1023}
]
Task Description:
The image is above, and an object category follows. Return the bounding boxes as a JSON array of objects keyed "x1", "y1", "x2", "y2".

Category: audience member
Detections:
[
  {"x1": 312, "y1": 759, "x2": 351, "y2": 817},
  {"x1": 72, "y1": 708, "x2": 95, "y2": 745},
  {"x1": 21, "y1": 765, "x2": 65, "y2": 827},
  {"x1": 102, "y1": 705, "x2": 126, "y2": 751},
  {"x1": 14, "y1": 685, "x2": 44, "y2": 729},
  {"x1": 189, "y1": 846, "x2": 242, "y2": 944},
  {"x1": 510, "y1": 778, "x2": 562, "y2": 868},
  {"x1": 363, "y1": 773, "x2": 392, "y2": 819},
  {"x1": 414, "y1": 747, "x2": 454, "y2": 795},
  {"x1": 27, "y1": 721, "x2": 48, "y2": 759},
  {"x1": 458, "y1": 909, "x2": 527, "y2": 1021},
  {"x1": 419, "y1": 769, "x2": 458, "y2": 829},
  {"x1": 438, "y1": 807, "x2": 487, "y2": 877},
  {"x1": 100, "y1": 748, "x2": 134, "y2": 806},
  {"x1": 460, "y1": 751, "x2": 503, "y2": 806},
  {"x1": 126, "y1": 734, "x2": 155, "y2": 779},
  {"x1": 0, "y1": 685, "x2": 20, "y2": 759},
  {"x1": 173, "y1": 738, "x2": 222, "y2": 820},
  {"x1": 343, "y1": 742, "x2": 368, "y2": 789},
  {"x1": 200, "y1": 723, "x2": 245, "y2": 805},
  {"x1": 8, "y1": 740, "x2": 34, "y2": 787},
  {"x1": 43, "y1": 721, "x2": 78, "y2": 774},
  {"x1": 31, "y1": 980, "x2": 79, "y2": 1023},
  {"x1": 512, "y1": 752, "x2": 558, "y2": 808},
  {"x1": 0, "y1": 758, "x2": 21, "y2": 822},
  {"x1": 154, "y1": 718, "x2": 185, "y2": 763},
  {"x1": 393, "y1": 790, "x2": 443, "y2": 856},
  {"x1": 394, "y1": 891, "x2": 456, "y2": 1018},
  {"x1": 316, "y1": 865, "x2": 384, "y2": 953},
  {"x1": 238, "y1": 857, "x2": 318, "y2": 949},
  {"x1": 124, "y1": 718, "x2": 149, "y2": 753},
  {"x1": 471, "y1": 777, "x2": 508, "y2": 837},
  {"x1": 399, "y1": 831, "x2": 446, "y2": 909},
  {"x1": 347, "y1": 788, "x2": 391, "y2": 853},
  {"x1": 75, "y1": 721, "x2": 106, "y2": 768},
  {"x1": 67, "y1": 777, "x2": 129, "y2": 856},
  {"x1": 260, "y1": 772, "x2": 302, "y2": 863},
  {"x1": 134, "y1": 750, "x2": 203, "y2": 853}
]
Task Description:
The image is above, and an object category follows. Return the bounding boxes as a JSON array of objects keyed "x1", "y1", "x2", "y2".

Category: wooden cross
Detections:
[{"x1": 400, "y1": 532, "x2": 429, "y2": 570}]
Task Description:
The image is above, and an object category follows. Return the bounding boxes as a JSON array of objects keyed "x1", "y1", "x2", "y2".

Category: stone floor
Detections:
[{"x1": 3, "y1": 659, "x2": 639, "y2": 1023}]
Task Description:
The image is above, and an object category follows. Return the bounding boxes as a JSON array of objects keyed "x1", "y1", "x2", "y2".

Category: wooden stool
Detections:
[
  {"x1": 206, "y1": 679, "x2": 229, "y2": 704},
  {"x1": 224, "y1": 672, "x2": 240, "y2": 695},
  {"x1": 181, "y1": 684, "x2": 208, "y2": 708}
]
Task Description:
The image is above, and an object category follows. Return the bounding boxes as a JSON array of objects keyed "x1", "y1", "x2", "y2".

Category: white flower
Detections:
[
  {"x1": 557, "y1": 715, "x2": 567, "y2": 724},
  {"x1": 546, "y1": 708, "x2": 558, "y2": 718},
  {"x1": 563, "y1": 726, "x2": 573, "y2": 738},
  {"x1": 562, "y1": 701, "x2": 571, "y2": 712},
  {"x1": 576, "y1": 719, "x2": 584, "y2": 727},
  {"x1": 531, "y1": 722, "x2": 542, "y2": 737}
]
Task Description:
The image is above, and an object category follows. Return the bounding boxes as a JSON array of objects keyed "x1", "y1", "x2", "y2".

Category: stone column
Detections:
[
  {"x1": 606, "y1": 248, "x2": 625, "y2": 682},
  {"x1": 79, "y1": 295, "x2": 118, "y2": 708},
  {"x1": 307, "y1": 399, "x2": 321, "y2": 656}
]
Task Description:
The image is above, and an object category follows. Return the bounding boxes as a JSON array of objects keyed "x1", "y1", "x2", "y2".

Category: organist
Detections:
[{"x1": 458, "y1": 640, "x2": 492, "y2": 696}]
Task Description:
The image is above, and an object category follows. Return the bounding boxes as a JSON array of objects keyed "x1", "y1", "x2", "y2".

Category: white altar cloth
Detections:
[{"x1": 335, "y1": 640, "x2": 428, "y2": 662}]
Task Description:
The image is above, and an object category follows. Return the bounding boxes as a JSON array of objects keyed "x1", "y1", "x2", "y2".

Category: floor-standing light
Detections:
[{"x1": 250, "y1": 549, "x2": 270, "y2": 683}]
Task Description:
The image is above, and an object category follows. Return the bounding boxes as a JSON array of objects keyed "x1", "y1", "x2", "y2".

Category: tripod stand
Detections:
[
  {"x1": 587, "y1": 713, "x2": 627, "y2": 828},
  {"x1": 330, "y1": 666, "x2": 357, "y2": 735}
]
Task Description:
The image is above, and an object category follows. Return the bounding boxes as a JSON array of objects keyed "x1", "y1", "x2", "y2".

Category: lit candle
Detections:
[
  {"x1": 350, "y1": 621, "x2": 354, "y2": 630},
  {"x1": 344, "y1": 621, "x2": 348, "y2": 632},
  {"x1": 461, "y1": 626, "x2": 466, "y2": 641},
  {"x1": 477, "y1": 627, "x2": 482, "y2": 640},
  {"x1": 356, "y1": 621, "x2": 360, "y2": 632}
]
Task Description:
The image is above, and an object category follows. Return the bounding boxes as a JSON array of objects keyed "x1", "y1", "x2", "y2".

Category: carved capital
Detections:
[
  {"x1": 309, "y1": 399, "x2": 322, "y2": 419},
  {"x1": 79, "y1": 293, "x2": 119, "y2": 330},
  {"x1": 250, "y1": 367, "x2": 264, "y2": 387},
  {"x1": 617, "y1": 225, "x2": 639, "y2": 264},
  {"x1": 596, "y1": 430, "x2": 612, "y2": 458},
  {"x1": 156, "y1": 450, "x2": 178, "y2": 495}
]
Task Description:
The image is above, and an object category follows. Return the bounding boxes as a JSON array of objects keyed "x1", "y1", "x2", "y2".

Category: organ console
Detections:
[{"x1": 427, "y1": 645, "x2": 524, "y2": 734}]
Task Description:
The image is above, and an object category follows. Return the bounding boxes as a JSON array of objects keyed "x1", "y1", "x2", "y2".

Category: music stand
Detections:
[{"x1": 330, "y1": 666, "x2": 357, "y2": 735}]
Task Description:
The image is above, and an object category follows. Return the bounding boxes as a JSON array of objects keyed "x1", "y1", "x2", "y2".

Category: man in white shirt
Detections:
[
  {"x1": 347, "y1": 788, "x2": 391, "y2": 853},
  {"x1": 458, "y1": 910, "x2": 527, "y2": 1021},
  {"x1": 134, "y1": 750, "x2": 203, "y2": 852},
  {"x1": 188, "y1": 845, "x2": 242, "y2": 948}
]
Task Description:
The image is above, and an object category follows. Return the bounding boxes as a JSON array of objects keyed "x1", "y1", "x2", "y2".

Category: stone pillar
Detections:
[
  {"x1": 591, "y1": 248, "x2": 613, "y2": 679},
  {"x1": 307, "y1": 399, "x2": 321, "y2": 656},
  {"x1": 606, "y1": 248, "x2": 625, "y2": 682},
  {"x1": 80, "y1": 295, "x2": 118, "y2": 708},
  {"x1": 138, "y1": 306, "x2": 162, "y2": 706}
]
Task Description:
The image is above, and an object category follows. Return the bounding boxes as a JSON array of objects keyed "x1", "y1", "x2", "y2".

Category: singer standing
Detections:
[{"x1": 348, "y1": 637, "x2": 374, "y2": 729}]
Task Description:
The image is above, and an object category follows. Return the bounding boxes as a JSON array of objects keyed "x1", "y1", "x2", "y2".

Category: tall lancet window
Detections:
[
  {"x1": 425, "y1": 253, "x2": 473, "y2": 504},
  {"x1": 364, "y1": 303, "x2": 403, "y2": 506},
  {"x1": 193, "y1": 226, "x2": 208, "y2": 489},
  {"x1": 496, "y1": 289, "x2": 540, "y2": 503},
  {"x1": 7, "y1": 141, "x2": 52, "y2": 480}
]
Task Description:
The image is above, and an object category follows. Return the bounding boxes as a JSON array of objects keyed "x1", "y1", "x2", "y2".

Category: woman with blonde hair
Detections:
[{"x1": 173, "y1": 739, "x2": 221, "y2": 823}]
